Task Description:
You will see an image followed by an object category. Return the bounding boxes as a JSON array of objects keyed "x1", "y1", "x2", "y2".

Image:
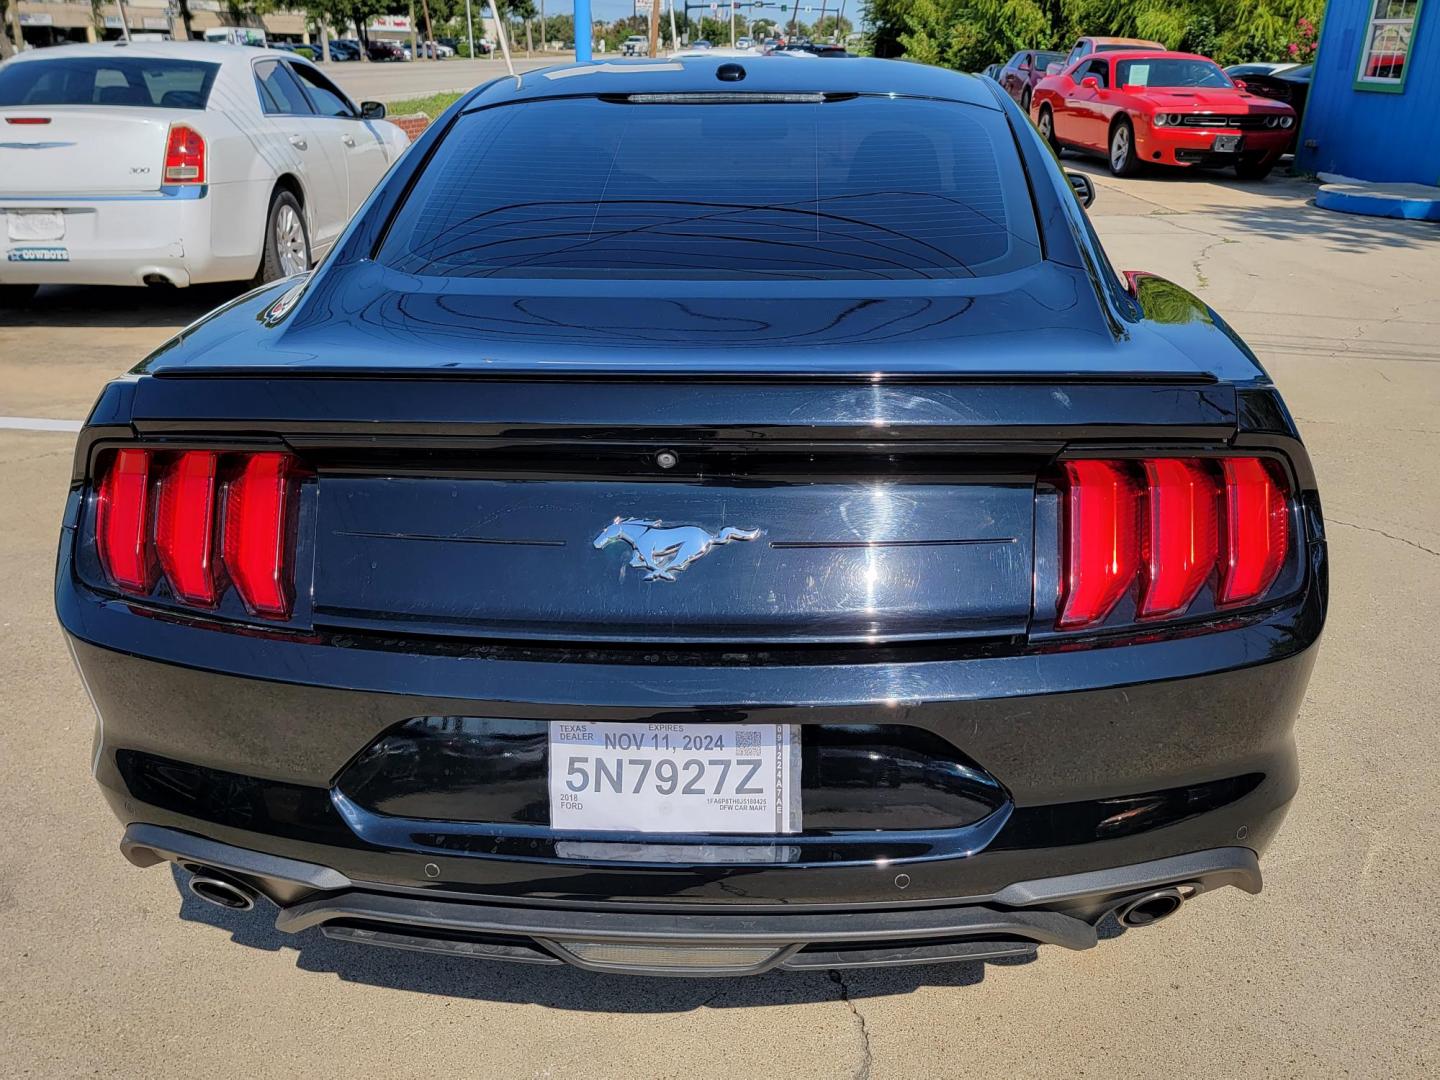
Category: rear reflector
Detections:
[
  {"x1": 1139, "y1": 459, "x2": 1218, "y2": 619},
  {"x1": 96, "y1": 449, "x2": 156, "y2": 594},
  {"x1": 1058, "y1": 460, "x2": 1140, "y2": 628},
  {"x1": 222, "y1": 453, "x2": 295, "y2": 618},
  {"x1": 1058, "y1": 456, "x2": 1291, "y2": 630},
  {"x1": 155, "y1": 451, "x2": 220, "y2": 606},
  {"x1": 1218, "y1": 458, "x2": 1289, "y2": 606},
  {"x1": 163, "y1": 124, "x2": 206, "y2": 184},
  {"x1": 93, "y1": 448, "x2": 299, "y2": 619}
]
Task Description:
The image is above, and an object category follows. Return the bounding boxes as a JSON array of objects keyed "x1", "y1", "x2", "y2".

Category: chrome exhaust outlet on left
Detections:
[
  {"x1": 1115, "y1": 887, "x2": 1186, "y2": 928},
  {"x1": 186, "y1": 868, "x2": 258, "y2": 912}
]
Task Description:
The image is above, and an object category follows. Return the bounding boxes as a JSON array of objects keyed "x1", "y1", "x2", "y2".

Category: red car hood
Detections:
[{"x1": 1133, "y1": 88, "x2": 1288, "y2": 112}]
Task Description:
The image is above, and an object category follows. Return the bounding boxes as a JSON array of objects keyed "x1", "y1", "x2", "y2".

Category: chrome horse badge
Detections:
[{"x1": 593, "y1": 518, "x2": 761, "y2": 582}]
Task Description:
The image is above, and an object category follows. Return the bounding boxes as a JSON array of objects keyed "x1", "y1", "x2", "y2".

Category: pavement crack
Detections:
[
  {"x1": 1190, "y1": 237, "x2": 1236, "y2": 290},
  {"x1": 1329, "y1": 517, "x2": 1440, "y2": 558},
  {"x1": 828, "y1": 969, "x2": 872, "y2": 1080}
]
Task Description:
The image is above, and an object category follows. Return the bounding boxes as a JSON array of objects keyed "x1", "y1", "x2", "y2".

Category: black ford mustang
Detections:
[{"x1": 58, "y1": 58, "x2": 1325, "y2": 977}]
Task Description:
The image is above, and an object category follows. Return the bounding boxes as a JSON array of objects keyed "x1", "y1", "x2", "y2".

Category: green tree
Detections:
[
  {"x1": 898, "y1": 0, "x2": 1051, "y2": 71},
  {"x1": 864, "y1": 0, "x2": 1326, "y2": 70}
]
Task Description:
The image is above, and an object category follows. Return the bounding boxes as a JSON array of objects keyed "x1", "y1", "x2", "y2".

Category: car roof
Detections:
[
  {"x1": 1095, "y1": 50, "x2": 1219, "y2": 63},
  {"x1": 2, "y1": 40, "x2": 268, "y2": 65},
  {"x1": 463, "y1": 56, "x2": 999, "y2": 110}
]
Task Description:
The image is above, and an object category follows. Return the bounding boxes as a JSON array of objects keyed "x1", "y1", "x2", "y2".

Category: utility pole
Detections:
[
  {"x1": 540, "y1": 0, "x2": 545, "y2": 51},
  {"x1": 648, "y1": 0, "x2": 659, "y2": 56},
  {"x1": 420, "y1": 0, "x2": 435, "y2": 58},
  {"x1": 668, "y1": 0, "x2": 678, "y2": 50},
  {"x1": 114, "y1": 0, "x2": 132, "y2": 41},
  {"x1": 465, "y1": 0, "x2": 475, "y2": 58}
]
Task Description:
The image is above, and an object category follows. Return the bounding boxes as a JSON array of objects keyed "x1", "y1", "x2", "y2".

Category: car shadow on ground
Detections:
[
  {"x1": 168, "y1": 866, "x2": 1126, "y2": 1008},
  {"x1": 1067, "y1": 159, "x2": 1440, "y2": 256},
  {"x1": 0, "y1": 283, "x2": 248, "y2": 328}
]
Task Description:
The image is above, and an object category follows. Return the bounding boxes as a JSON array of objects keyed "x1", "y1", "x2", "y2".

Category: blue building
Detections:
[{"x1": 1298, "y1": 0, "x2": 1438, "y2": 185}]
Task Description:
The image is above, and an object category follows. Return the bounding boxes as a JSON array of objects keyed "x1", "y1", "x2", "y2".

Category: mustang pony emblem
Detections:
[{"x1": 593, "y1": 518, "x2": 761, "y2": 582}]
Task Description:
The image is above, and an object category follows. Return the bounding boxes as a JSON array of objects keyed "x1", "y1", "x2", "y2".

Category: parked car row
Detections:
[
  {"x1": 984, "y1": 36, "x2": 1303, "y2": 181},
  {"x1": 1031, "y1": 50, "x2": 1296, "y2": 179},
  {"x1": 0, "y1": 42, "x2": 411, "y2": 302}
]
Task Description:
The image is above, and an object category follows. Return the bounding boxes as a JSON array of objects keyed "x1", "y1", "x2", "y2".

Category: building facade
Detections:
[
  {"x1": 1297, "y1": 0, "x2": 1438, "y2": 185},
  {"x1": 9, "y1": 2, "x2": 313, "y2": 47}
]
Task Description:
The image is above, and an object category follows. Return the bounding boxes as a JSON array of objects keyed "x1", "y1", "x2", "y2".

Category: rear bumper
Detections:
[
  {"x1": 122, "y1": 823, "x2": 1262, "y2": 974},
  {"x1": 0, "y1": 185, "x2": 259, "y2": 287}
]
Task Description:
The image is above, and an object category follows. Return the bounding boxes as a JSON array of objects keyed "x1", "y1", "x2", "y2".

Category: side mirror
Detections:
[
  {"x1": 360, "y1": 100, "x2": 386, "y2": 120},
  {"x1": 1232, "y1": 78, "x2": 1247, "y2": 90},
  {"x1": 1066, "y1": 171, "x2": 1096, "y2": 208},
  {"x1": 1080, "y1": 76, "x2": 1101, "y2": 90}
]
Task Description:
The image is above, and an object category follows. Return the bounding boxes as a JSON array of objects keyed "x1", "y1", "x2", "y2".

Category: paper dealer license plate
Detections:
[{"x1": 549, "y1": 721, "x2": 801, "y2": 835}]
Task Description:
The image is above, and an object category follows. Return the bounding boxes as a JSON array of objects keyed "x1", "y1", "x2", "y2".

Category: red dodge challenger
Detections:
[{"x1": 1031, "y1": 51, "x2": 1296, "y2": 179}]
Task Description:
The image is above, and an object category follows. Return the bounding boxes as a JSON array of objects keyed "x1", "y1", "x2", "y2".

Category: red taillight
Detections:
[
  {"x1": 1057, "y1": 456, "x2": 1291, "y2": 629},
  {"x1": 1218, "y1": 457, "x2": 1289, "y2": 606},
  {"x1": 1139, "y1": 459, "x2": 1218, "y2": 619},
  {"x1": 96, "y1": 449, "x2": 156, "y2": 594},
  {"x1": 222, "y1": 453, "x2": 296, "y2": 619},
  {"x1": 155, "y1": 451, "x2": 220, "y2": 606},
  {"x1": 1058, "y1": 460, "x2": 1140, "y2": 628},
  {"x1": 92, "y1": 448, "x2": 298, "y2": 619},
  {"x1": 163, "y1": 124, "x2": 206, "y2": 184},
  {"x1": 5, "y1": 117, "x2": 51, "y2": 125}
]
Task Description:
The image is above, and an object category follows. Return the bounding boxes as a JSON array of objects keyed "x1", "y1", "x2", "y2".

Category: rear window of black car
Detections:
[
  {"x1": 378, "y1": 95, "x2": 1041, "y2": 280},
  {"x1": 0, "y1": 57, "x2": 219, "y2": 109}
]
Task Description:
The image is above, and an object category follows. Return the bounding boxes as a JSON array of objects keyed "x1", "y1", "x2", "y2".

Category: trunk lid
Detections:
[
  {"x1": 128, "y1": 375, "x2": 1239, "y2": 647},
  {"x1": 121, "y1": 262, "x2": 1246, "y2": 648},
  {"x1": 0, "y1": 109, "x2": 169, "y2": 195}
]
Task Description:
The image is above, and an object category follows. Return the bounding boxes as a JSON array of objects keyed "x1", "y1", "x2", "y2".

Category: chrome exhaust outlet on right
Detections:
[
  {"x1": 185, "y1": 868, "x2": 258, "y2": 912},
  {"x1": 1115, "y1": 887, "x2": 1186, "y2": 928}
]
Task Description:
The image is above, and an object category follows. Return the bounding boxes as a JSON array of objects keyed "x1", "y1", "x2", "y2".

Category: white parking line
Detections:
[{"x1": 0, "y1": 416, "x2": 83, "y2": 432}]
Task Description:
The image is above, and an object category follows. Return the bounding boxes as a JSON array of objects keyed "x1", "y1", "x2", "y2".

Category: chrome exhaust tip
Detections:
[
  {"x1": 1115, "y1": 887, "x2": 1185, "y2": 928},
  {"x1": 186, "y1": 869, "x2": 257, "y2": 912}
]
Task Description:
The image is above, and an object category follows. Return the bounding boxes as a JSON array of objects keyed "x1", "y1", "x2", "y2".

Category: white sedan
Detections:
[{"x1": 0, "y1": 42, "x2": 410, "y2": 304}]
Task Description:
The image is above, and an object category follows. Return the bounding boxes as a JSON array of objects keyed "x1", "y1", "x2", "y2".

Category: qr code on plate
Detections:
[{"x1": 735, "y1": 729, "x2": 763, "y2": 756}]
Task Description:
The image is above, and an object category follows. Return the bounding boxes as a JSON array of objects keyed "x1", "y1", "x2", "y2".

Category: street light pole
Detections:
[
  {"x1": 575, "y1": 0, "x2": 592, "y2": 60},
  {"x1": 465, "y1": 0, "x2": 474, "y2": 59}
]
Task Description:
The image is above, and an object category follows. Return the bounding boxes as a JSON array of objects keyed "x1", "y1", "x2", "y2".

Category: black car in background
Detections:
[
  {"x1": 996, "y1": 48, "x2": 1065, "y2": 111},
  {"x1": 60, "y1": 57, "x2": 1325, "y2": 978},
  {"x1": 1233, "y1": 63, "x2": 1313, "y2": 149},
  {"x1": 366, "y1": 39, "x2": 406, "y2": 62}
]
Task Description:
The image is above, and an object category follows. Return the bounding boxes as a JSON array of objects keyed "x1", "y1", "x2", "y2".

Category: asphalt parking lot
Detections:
[
  {"x1": 2, "y1": 169, "x2": 1437, "y2": 1078},
  {"x1": 326, "y1": 56, "x2": 562, "y2": 102}
]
